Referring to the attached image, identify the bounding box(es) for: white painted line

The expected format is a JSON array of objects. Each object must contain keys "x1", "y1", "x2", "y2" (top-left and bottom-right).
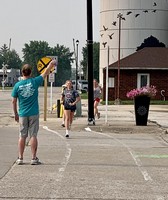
[
  {"x1": 43, "y1": 126, "x2": 72, "y2": 182},
  {"x1": 90, "y1": 130, "x2": 152, "y2": 182},
  {"x1": 85, "y1": 127, "x2": 92, "y2": 131},
  {"x1": 128, "y1": 150, "x2": 152, "y2": 181},
  {"x1": 89, "y1": 130, "x2": 165, "y2": 200}
]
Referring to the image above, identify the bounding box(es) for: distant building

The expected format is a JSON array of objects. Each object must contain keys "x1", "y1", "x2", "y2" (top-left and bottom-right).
[
  {"x1": 0, "y1": 68, "x2": 20, "y2": 87},
  {"x1": 103, "y1": 47, "x2": 168, "y2": 101}
]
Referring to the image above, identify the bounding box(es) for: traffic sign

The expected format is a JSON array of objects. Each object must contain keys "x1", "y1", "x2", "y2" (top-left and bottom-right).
[
  {"x1": 37, "y1": 57, "x2": 55, "y2": 74},
  {"x1": 46, "y1": 56, "x2": 58, "y2": 73},
  {"x1": 49, "y1": 73, "x2": 55, "y2": 82}
]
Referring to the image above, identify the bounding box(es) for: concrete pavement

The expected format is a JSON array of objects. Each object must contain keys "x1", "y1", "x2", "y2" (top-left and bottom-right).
[
  {"x1": 42, "y1": 101, "x2": 168, "y2": 142},
  {"x1": 0, "y1": 100, "x2": 168, "y2": 199}
]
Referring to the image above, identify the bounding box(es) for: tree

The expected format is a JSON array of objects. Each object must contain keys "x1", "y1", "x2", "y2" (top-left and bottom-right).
[
  {"x1": 22, "y1": 41, "x2": 73, "y2": 86},
  {"x1": 0, "y1": 44, "x2": 9, "y2": 55},
  {"x1": 22, "y1": 41, "x2": 51, "y2": 77},
  {"x1": 80, "y1": 42, "x2": 100, "y2": 81},
  {"x1": 136, "y1": 35, "x2": 165, "y2": 51},
  {"x1": 0, "y1": 44, "x2": 22, "y2": 69}
]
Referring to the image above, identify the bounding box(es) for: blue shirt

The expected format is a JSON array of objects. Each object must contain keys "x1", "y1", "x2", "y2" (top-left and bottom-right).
[{"x1": 11, "y1": 76, "x2": 43, "y2": 117}]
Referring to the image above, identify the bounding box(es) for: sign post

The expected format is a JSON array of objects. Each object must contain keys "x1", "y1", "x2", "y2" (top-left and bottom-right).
[
  {"x1": 37, "y1": 57, "x2": 52, "y2": 121},
  {"x1": 44, "y1": 77, "x2": 48, "y2": 121},
  {"x1": 37, "y1": 56, "x2": 57, "y2": 120},
  {"x1": 47, "y1": 56, "x2": 58, "y2": 113},
  {"x1": 49, "y1": 73, "x2": 55, "y2": 113}
]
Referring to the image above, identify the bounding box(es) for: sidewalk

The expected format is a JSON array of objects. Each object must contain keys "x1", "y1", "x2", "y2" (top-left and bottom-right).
[{"x1": 41, "y1": 100, "x2": 168, "y2": 142}]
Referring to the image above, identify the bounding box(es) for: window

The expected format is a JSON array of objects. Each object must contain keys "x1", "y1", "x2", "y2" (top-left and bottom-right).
[
  {"x1": 109, "y1": 77, "x2": 114, "y2": 88},
  {"x1": 137, "y1": 74, "x2": 150, "y2": 88}
]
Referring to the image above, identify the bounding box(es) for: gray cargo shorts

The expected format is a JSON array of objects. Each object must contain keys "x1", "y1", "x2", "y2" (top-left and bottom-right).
[{"x1": 19, "y1": 115, "x2": 39, "y2": 138}]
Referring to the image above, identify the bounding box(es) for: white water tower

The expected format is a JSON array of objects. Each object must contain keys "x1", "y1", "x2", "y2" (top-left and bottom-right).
[{"x1": 99, "y1": 0, "x2": 168, "y2": 85}]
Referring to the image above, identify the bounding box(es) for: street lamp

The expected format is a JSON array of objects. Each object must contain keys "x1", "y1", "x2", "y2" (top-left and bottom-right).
[{"x1": 75, "y1": 40, "x2": 79, "y2": 90}]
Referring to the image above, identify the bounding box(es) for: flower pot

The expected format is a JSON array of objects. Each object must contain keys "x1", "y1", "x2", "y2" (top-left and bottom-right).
[{"x1": 134, "y1": 95, "x2": 150, "y2": 126}]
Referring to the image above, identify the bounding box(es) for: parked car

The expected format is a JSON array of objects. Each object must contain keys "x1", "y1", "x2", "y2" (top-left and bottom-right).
[
  {"x1": 72, "y1": 80, "x2": 88, "y2": 91},
  {"x1": 78, "y1": 80, "x2": 88, "y2": 91}
]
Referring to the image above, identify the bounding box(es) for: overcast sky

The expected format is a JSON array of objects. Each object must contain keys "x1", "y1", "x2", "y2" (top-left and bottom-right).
[{"x1": 0, "y1": 0, "x2": 100, "y2": 62}]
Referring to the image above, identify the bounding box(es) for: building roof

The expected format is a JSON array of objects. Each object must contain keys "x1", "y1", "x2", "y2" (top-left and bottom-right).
[{"x1": 108, "y1": 47, "x2": 168, "y2": 70}]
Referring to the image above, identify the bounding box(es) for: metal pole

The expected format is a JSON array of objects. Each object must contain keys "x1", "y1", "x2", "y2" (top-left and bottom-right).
[
  {"x1": 44, "y1": 77, "x2": 47, "y2": 121},
  {"x1": 105, "y1": 46, "x2": 109, "y2": 124},
  {"x1": 117, "y1": 13, "x2": 122, "y2": 100},
  {"x1": 9, "y1": 38, "x2": 11, "y2": 50},
  {"x1": 76, "y1": 58, "x2": 78, "y2": 90},
  {"x1": 57, "y1": 99, "x2": 61, "y2": 118},
  {"x1": 114, "y1": 13, "x2": 122, "y2": 105},
  {"x1": 73, "y1": 38, "x2": 77, "y2": 87},
  {"x1": 76, "y1": 40, "x2": 79, "y2": 89},
  {"x1": 50, "y1": 82, "x2": 53, "y2": 113},
  {"x1": 87, "y1": 0, "x2": 94, "y2": 124},
  {"x1": 79, "y1": 65, "x2": 82, "y2": 80}
]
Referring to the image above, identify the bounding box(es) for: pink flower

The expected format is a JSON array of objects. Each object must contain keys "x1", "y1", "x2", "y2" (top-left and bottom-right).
[{"x1": 126, "y1": 85, "x2": 157, "y2": 99}]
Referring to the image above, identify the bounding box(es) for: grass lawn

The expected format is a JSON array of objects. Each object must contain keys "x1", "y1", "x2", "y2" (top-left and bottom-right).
[{"x1": 80, "y1": 93, "x2": 168, "y2": 105}]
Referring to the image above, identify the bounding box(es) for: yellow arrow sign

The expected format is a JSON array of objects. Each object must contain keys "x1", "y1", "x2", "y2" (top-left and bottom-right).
[{"x1": 37, "y1": 57, "x2": 55, "y2": 74}]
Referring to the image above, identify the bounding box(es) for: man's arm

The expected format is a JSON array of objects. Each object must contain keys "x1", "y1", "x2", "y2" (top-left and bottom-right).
[
  {"x1": 12, "y1": 97, "x2": 19, "y2": 122},
  {"x1": 41, "y1": 59, "x2": 57, "y2": 79}
]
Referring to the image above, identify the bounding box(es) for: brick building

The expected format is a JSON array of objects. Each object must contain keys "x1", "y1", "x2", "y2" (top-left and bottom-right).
[{"x1": 103, "y1": 48, "x2": 168, "y2": 101}]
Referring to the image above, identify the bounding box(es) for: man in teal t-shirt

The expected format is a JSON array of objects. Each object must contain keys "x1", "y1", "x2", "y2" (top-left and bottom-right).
[
  {"x1": 11, "y1": 59, "x2": 56, "y2": 165},
  {"x1": 12, "y1": 76, "x2": 43, "y2": 117}
]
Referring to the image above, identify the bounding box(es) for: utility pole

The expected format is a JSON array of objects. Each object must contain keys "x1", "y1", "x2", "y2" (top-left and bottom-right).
[
  {"x1": 9, "y1": 38, "x2": 11, "y2": 50},
  {"x1": 76, "y1": 40, "x2": 79, "y2": 90},
  {"x1": 73, "y1": 39, "x2": 79, "y2": 90},
  {"x1": 115, "y1": 13, "x2": 122, "y2": 105},
  {"x1": 87, "y1": 0, "x2": 94, "y2": 124}
]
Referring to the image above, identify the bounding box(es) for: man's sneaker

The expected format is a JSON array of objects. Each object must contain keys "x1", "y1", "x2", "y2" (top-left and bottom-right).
[
  {"x1": 16, "y1": 158, "x2": 23, "y2": 165},
  {"x1": 30, "y1": 157, "x2": 41, "y2": 165}
]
